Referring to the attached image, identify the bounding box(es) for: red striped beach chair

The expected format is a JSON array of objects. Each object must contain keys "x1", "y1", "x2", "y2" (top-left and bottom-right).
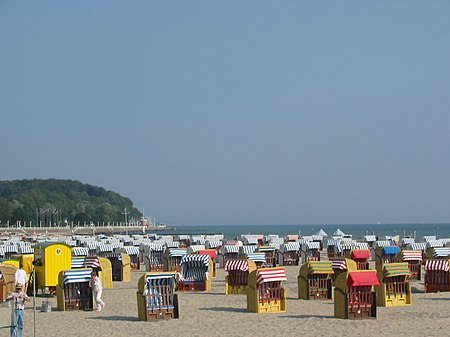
[
  {"x1": 247, "y1": 267, "x2": 287, "y2": 313},
  {"x1": 424, "y1": 259, "x2": 450, "y2": 293}
]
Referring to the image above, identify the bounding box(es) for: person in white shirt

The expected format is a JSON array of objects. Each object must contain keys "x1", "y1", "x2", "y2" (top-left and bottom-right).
[
  {"x1": 14, "y1": 263, "x2": 27, "y2": 293},
  {"x1": 91, "y1": 270, "x2": 105, "y2": 312}
]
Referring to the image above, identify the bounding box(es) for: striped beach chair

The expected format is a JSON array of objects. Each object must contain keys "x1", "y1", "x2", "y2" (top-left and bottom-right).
[
  {"x1": 163, "y1": 248, "x2": 187, "y2": 272},
  {"x1": 177, "y1": 254, "x2": 212, "y2": 291},
  {"x1": 247, "y1": 267, "x2": 287, "y2": 313},
  {"x1": 279, "y1": 242, "x2": 300, "y2": 266},
  {"x1": 56, "y1": 268, "x2": 93, "y2": 311},
  {"x1": 120, "y1": 246, "x2": 141, "y2": 270},
  {"x1": 298, "y1": 261, "x2": 334, "y2": 300},
  {"x1": 137, "y1": 272, "x2": 179, "y2": 320},
  {"x1": 375, "y1": 263, "x2": 411, "y2": 307},
  {"x1": 301, "y1": 241, "x2": 321, "y2": 263},
  {"x1": 225, "y1": 259, "x2": 257, "y2": 295},
  {"x1": 424, "y1": 259, "x2": 450, "y2": 293},
  {"x1": 334, "y1": 270, "x2": 379, "y2": 319},
  {"x1": 398, "y1": 250, "x2": 423, "y2": 280},
  {"x1": 144, "y1": 243, "x2": 164, "y2": 272}
]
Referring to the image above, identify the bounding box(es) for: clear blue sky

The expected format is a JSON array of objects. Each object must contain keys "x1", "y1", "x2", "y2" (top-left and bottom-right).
[{"x1": 1, "y1": 1, "x2": 449, "y2": 226}]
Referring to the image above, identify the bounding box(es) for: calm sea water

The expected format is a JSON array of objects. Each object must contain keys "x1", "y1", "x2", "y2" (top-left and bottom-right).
[{"x1": 151, "y1": 223, "x2": 450, "y2": 241}]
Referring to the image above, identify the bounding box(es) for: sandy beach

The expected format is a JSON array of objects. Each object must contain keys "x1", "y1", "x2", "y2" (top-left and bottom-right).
[{"x1": 1, "y1": 265, "x2": 449, "y2": 337}]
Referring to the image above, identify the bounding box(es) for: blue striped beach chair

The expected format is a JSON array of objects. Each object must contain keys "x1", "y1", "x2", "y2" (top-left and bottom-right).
[
  {"x1": 56, "y1": 268, "x2": 93, "y2": 311},
  {"x1": 177, "y1": 254, "x2": 212, "y2": 291},
  {"x1": 137, "y1": 272, "x2": 179, "y2": 320}
]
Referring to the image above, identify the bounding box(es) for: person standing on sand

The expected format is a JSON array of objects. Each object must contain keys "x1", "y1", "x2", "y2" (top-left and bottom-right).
[
  {"x1": 5, "y1": 283, "x2": 30, "y2": 337},
  {"x1": 91, "y1": 270, "x2": 105, "y2": 312}
]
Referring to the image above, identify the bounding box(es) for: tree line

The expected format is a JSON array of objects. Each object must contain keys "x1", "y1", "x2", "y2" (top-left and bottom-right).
[{"x1": 0, "y1": 179, "x2": 142, "y2": 225}]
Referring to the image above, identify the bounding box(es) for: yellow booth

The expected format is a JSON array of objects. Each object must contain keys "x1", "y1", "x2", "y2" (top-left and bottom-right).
[
  {"x1": 298, "y1": 261, "x2": 334, "y2": 300},
  {"x1": 334, "y1": 270, "x2": 379, "y2": 319},
  {"x1": 83, "y1": 257, "x2": 113, "y2": 289},
  {"x1": 247, "y1": 267, "x2": 287, "y2": 313},
  {"x1": 56, "y1": 268, "x2": 93, "y2": 311},
  {"x1": 34, "y1": 242, "x2": 72, "y2": 291},
  {"x1": 0, "y1": 263, "x2": 17, "y2": 302},
  {"x1": 375, "y1": 262, "x2": 411, "y2": 307},
  {"x1": 225, "y1": 259, "x2": 257, "y2": 295},
  {"x1": 11, "y1": 254, "x2": 34, "y2": 277},
  {"x1": 105, "y1": 253, "x2": 131, "y2": 283},
  {"x1": 176, "y1": 254, "x2": 212, "y2": 291},
  {"x1": 137, "y1": 272, "x2": 179, "y2": 320}
]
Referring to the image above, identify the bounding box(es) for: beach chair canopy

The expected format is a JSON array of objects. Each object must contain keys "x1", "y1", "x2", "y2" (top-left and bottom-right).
[
  {"x1": 19, "y1": 246, "x2": 34, "y2": 254},
  {"x1": 121, "y1": 246, "x2": 140, "y2": 256},
  {"x1": 307, "y1": 261, "x2": 333, "y2": 275},
  {"x1": 383, "y1": 263, "x2": 411, "y2": 278},
  {"x1": 256, "y1": 268, "x2": 287, "y2": 286},
  {"x1": 425, "y1": 260, "x2": 449, "y2": 271},
  {"x1": 350, "y1": 250, "x2": 370, "y2": 260},
  {"x1": 72, "y1": 247, "x2": 89, "y2": 256},
  {"x1": 364, "y1": 235, "x2": 377, "y2": 242},
  {"x1": 63, "y1": 269, "x2": 92, "y2": 284},
  {"x1": 181, "y1": 254, "x2": 209, "y2": 267},
  {"x1": 197, "y1": 250, "x2": 217, "y2": 259},
  {"x1": 409, "y1": 243, "x2": 427, "y2": 251},
  {"x1": 246, "y1": 253, "x2": 266, "y2": 263},
  {"x1": 242, "y1": 245, "x2": 258, "y2": 254},
  {"x1": 426, "y1": 240, "x2": 444, "y2": 249},
  {"x1": 71, "y1": 257, "x2": 86, "y2": 268},
  {"x1": 433, "y1": 247, "x2": 450, "y2": 258},
  {"x1": 347, "y1": 271, "x2": 380, "y2": 287},
  {"x1": 382, "y1": 246, "x2": 400, "y2": 255},
  {"x1": 282, "y1": 242, "x2": 300, "y2": 252},
  {"x1": 331, "y1": 259, "x2": 347, "y2": 270},
  {"x1": 168, "y1": 248, "x2": 187, "y2": 257},
  {"x1": 303, "y1": 242, "x2": 321, "y2": 251},
  {"x1": 223, "y1": 245, "x2": 240, "y2": 254},
  {"x1": 401, "y1": 250, "x2": 423, "y2": 261},
  {"x1": 83, "y1": 257, "x2": 101, "y2": 268},
  {"x1": 225, "y1": 259, "x2": 248, "y2": 272}
]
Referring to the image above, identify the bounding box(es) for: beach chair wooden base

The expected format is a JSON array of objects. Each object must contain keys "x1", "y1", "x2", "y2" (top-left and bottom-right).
[
  {"x1": 306, "y1": 277, "x2": 332, "y2": 300},
  {"x1": 346, "y1": 289, "x2": 376, "y2": 319},
  {"x1": 149, "y1": 265, "x2": 164, "y2": 272},
  {"x1": 226, "y1": 284, "x2": 247, "y2": 295},
  {"x1": 425, "y1": 270, "x2": 450, "y2": 293},
  {"x1": 176, "y1": 281, "x2": 206, "y2": 292}
]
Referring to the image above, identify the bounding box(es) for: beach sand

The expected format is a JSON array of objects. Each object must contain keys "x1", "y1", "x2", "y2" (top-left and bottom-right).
[{"x1": 1, "y1": 265, "x2": 449, "y2": 337}]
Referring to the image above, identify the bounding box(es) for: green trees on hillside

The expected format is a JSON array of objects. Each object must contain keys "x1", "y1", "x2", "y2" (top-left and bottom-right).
[{"x1": 0, "y1": 179, "x2": 142, "y2": 225}]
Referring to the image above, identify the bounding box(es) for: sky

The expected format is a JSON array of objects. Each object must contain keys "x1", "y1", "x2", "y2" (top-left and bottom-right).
[{"x1": 1, "y1": 1, "x2": 450, "y2": 226}]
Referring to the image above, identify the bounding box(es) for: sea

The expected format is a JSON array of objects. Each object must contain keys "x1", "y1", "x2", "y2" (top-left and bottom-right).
[{"x1": 150, "y1": 223, "x2": 450, "y2": 241}]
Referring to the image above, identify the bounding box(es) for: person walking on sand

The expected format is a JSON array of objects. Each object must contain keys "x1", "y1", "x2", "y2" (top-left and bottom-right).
[
  {"x1": 5, "y1": 283, "x2": 30, "y2": 337},
  {"x1": 91, "y1": 270, "x2": 105, "y2": 312}
]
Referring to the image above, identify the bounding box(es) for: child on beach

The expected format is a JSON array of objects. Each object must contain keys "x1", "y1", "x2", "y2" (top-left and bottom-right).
[
  {"x1": 91, "y1": 270, "x2": 105, "y2": 312},
  {"x1": 5, "y1": 283, "x2": 31, "y2": 337}
]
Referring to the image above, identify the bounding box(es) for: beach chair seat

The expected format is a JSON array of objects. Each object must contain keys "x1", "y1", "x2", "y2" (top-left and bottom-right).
[{"x1": 375, "y1": 263, "x2": 411, "y2": 306}]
